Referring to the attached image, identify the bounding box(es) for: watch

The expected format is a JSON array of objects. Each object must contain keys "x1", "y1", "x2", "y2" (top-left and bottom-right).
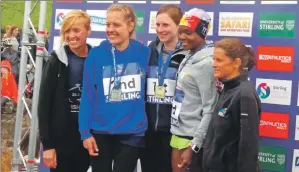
[{"x1": 190, "y1": 143, "x2": 200, "y2": 153}]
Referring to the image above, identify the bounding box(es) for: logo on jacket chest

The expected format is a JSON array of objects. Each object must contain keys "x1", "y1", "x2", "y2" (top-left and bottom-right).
[{"x1": 218, "y1": 108, "x2": 227, "y2": 117}]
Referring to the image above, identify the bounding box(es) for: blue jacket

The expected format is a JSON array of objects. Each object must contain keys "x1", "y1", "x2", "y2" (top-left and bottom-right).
[
  {"x1": 146, "y1": 38, "x2": 187, "y2": 132},
  {"x1": 79, "y1": 39, "x2": 150, "y2": 140}
]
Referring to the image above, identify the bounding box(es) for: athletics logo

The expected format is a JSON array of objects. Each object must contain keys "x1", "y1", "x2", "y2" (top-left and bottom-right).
[
  {"x1": 56, "y1": 12, "x2": 65, "y2": 26},
  {"x1": 257, "y1": 83, "x2": 271, "y2": 99}
]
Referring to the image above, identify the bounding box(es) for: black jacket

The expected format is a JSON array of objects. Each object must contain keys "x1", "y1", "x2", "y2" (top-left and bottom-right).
[
  {"x1": 203, "y1": 74, "x2": 261, "y2": 172},
  {"x1": 146, "y1": 38, "x2": 187, "y2": 132},
  {"x1": 38, "y1": 45, "x2": 90, "y2": 152}
]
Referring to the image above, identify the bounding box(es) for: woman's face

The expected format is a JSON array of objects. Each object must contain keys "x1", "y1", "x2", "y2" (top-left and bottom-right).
[
  {"x1": 178, "y1": 25, "x2": 203, "y2": 50},
  {"x1": 64, "y1": 22, "x2": 90, "y2": 51},
  {"x1": 156, "y1": 13, "x2": 178, "y2": 44},
  {"x1": 106, "y1": 11, "x2": 134, "y2": 47},
  {"x1": 13, "y1": 28, "x2": 19, "y2": 37},
  {"x1": 213, "y1": 48, "x2": 240, "y2": 80}
]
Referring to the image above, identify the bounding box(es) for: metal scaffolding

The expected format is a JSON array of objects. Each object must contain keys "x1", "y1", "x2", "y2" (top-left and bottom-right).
[{"x1": 11, "y1": 1, "x2": 48, "y2": 172}]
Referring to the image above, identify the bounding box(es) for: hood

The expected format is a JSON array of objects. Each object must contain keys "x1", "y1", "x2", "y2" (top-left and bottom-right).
[
  {"x1": 54, "y1": 44, "x2": 93, "y2": 66},
  {"x1": 191, "y1": 40, "x2": 214, "y2": 64},
  {"x1": 1, "y1": 60, "x2": 12, "y2": 73}
]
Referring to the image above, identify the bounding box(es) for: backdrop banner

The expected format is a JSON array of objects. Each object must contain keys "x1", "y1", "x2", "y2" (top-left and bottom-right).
[{"x1": 41, "y1": 0, "x2": 298, "y2": 171}]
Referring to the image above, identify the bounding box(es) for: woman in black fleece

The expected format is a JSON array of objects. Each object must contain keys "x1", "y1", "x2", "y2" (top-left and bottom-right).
[{"x1": 203, "y1": 38, "x2": 261, "y2": 172}]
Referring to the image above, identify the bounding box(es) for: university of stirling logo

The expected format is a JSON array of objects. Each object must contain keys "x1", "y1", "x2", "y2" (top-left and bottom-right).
[
  {"x1": 137, "y1": 16, "x2": 144, "y2": 28},
  {"x1": 276, "y1": 154, "x2": 286, "y2": 165},
  {"x1": 285, "y1": 20, "x2": 295, "y2": 31}
]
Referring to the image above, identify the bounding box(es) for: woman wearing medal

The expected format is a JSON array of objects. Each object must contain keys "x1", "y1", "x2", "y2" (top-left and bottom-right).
[
  {"x1": 170, "y1": 8, "x2": 218, "y2": 172},
  {"x1": 78, "y1": 4, "x2": 150, "y2": 172},
  {"x1": 140, "y1": 5, "x2": 187, "y2": 172}
]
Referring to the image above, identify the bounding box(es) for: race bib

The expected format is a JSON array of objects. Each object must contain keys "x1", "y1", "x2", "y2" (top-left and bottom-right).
[
  {"x1": 146, "y1": 78, "x2": 176, "y2": 97},
  {"x1": 171, "y1": 100, "x2": 182, "y2": 127}
]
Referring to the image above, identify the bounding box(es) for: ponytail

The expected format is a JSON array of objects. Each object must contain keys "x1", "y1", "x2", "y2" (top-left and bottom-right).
[{"x1": 244, "y1": 47, "x2": 256, "y2": 72}]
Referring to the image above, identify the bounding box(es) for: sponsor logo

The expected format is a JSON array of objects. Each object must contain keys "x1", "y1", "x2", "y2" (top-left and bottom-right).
[
  {"x1": 259, "y1": 112, "x2": 289, "y2": 139},
  {"x1": 185, "y1": 0, "x2": 214, "y2": 4},
  {"x1": 148, "y1": 11, "x2": 157, "y2": 33},
  {"x1": 257, "y1": 46, "x2": 294, "y2": 72},
  {"x1": 218, "y1": 12, "x2": 254, "y2": 37},
  {"x1": 259, "y1": 145, "x2": 286, "y2": 172},
  {"x1": 207, "y1": 12, "x2": 214, "y2": 36},
  {"x1": 257, "y1": 83, "x2": 270, "y2": 99},
  {"x1": 135, "y1": 11, "x2": 145, "y2": 33},
  {"x1": 55, "y1": 9, "x2": 77, "y2": 30},
  {"x1": 256, "y1": 78, "x2": 292, "y2": 105},
  {"x1": 259, "y1": 13, "x2": 296, "y2": 38},
  {"x1": 86, "y1": 10, "x2": 107, "y2": 31},
  {"x1": 218, "y1": 108, "x2": 227, "y2": 117}
]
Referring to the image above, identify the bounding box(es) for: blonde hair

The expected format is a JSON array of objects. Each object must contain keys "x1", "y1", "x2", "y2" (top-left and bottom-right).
[
  {"x1": 60, "y1": 10, "x2": 91, "y2": 44},
  {"x1": 107, "y1": 4, "x2": 136, "y2": 37}
]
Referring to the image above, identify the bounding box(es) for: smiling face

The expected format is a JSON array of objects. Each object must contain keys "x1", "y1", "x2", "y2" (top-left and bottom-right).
[
  {"x1": 156, "y1": 13, "x2": 178, "y2": 44},
  {"x1": 178, "y1": 25, "x2": 204, "y2": 51},
  {"x1": 63, "y1": 21, "x2": 90, "y2": 51},
  {"x1": 106, "y1": 10, "x2": 134, "y2": 48}
]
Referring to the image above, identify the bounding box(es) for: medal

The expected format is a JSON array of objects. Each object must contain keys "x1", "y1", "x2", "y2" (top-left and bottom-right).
[
  {"x1": 155, "y1": 86, "x2": 166, "y2": 98},
  {"x1": 110, "y1": 88, "x2": 122, "y2": 102}
]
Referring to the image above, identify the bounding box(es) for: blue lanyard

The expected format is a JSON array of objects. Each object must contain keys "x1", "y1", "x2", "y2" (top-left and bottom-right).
[
  {"x1": 157, "y1": 42, "x2": 181, "y2": 86},
  {"x1": 111, "y1": 46, "x2": 127, "y2": 89}
]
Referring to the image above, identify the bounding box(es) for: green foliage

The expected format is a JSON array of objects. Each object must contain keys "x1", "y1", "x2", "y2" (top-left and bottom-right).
[{"x1": 1, "y1": 1, "x2": 53, "y2": 32}]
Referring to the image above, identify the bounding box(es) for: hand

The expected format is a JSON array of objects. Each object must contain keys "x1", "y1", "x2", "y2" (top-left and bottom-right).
[
  {"x1": 178, "y1": 146, "x2": 193, "y2": 169},
  {"x1": 83, "y1": 136, "x2": 99, "y2": 156},
  {"x1": 43, "y1": 149, "x2": 57, "y2": 169}
]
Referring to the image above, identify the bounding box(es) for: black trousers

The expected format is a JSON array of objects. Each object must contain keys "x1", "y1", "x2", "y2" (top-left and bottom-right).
[
  {"x1": 50, "y1": 144, "x2": 90, "y2": 172},
  {"x1": 139, "y1": 131, "x2": 172, "y2": 172},
  {"x1": 91, "y1": 134, "x2": 139, "y2": 172}
]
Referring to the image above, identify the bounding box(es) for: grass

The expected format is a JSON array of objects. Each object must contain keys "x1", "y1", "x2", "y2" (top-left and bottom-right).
[{"x1": 1, "y1": 1, "x2": 53, "y2": 32}]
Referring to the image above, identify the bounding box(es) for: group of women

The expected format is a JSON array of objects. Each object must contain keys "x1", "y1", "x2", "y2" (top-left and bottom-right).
[{"x1": 38, "y1": 3, "x2": 261, "y2": 172}]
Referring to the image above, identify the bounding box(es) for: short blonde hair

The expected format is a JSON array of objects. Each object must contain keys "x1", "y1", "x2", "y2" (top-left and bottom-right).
[
  {"x1": 60, "y1": 10, "x2": 91, "y2": 44},
  {"x1": 107, "y1": 4, "x2": 136, "y2": 36}
]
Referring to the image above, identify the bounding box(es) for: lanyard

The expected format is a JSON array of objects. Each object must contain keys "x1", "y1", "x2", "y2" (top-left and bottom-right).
[
  {"x1": 111, "y1": 46, "x2": 127, "y2": 89},
  {"x1": 157, "y1": 42, "x2": 181, "y2": 86}
]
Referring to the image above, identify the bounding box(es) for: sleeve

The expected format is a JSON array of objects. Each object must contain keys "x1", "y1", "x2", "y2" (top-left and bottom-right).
[
  {"x1": 11, "y1": 77, "x2": 18, "y2": 103},
  {"x1": 79, "y1": 49, "x2": 97, "y2": 140},
  {"x1": 190, "y1": 58, "x2": 218, "y2": 149},
  {"x1": 37, "y1": 56, "x2": 58, "y2": 150},
  {"x1": 237, "y1": 93, "x2": 260, "y2": 172}
]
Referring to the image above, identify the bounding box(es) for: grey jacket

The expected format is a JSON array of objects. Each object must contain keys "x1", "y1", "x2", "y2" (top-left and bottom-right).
[{"x1": 170, "y1": 42, "x2": 219, "y2": 149}]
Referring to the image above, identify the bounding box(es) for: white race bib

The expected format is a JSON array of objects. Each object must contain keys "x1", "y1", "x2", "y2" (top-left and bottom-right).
[
  {"x1": 146, "y1": 78, "x2": 176, "y2": 97},
  {"x1": 171, "y1": 100, "x2": 182, "y2": 126}
]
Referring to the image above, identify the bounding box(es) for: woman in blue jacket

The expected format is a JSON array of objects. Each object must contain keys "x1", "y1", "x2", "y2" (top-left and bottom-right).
[
  {"x1": 140, "y1": 5, "x2": 187, "y2": 172},
  {"x1": 78, "y1": 4, "x2": 150, "y2": 172}
]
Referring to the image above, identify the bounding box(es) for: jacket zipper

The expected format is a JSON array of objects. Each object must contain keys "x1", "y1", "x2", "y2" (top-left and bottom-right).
[
  {"x1": 155, "y1": 104, "x2": 160, "y2": 131},
  {"x1": 153, "y1": 48, "x2": 183, "y2": 132}
]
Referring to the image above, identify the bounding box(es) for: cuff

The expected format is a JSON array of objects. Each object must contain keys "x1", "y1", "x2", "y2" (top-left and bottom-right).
[
  {"x1": 80, "y1": 130, "x2": 92, "y2": 140},
  {"x1": 41, "y1": 140, "x2": 54, "y2": 151},
  {"x1": 190, "y1": 137, "x2": 203, "y2": 149}
]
